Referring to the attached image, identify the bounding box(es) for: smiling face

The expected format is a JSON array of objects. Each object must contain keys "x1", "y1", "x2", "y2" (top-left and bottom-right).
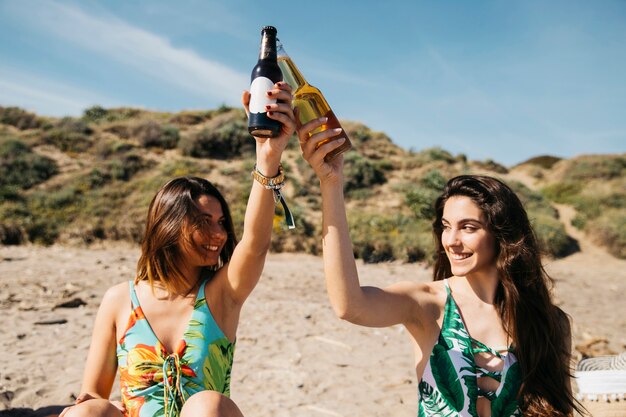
[
  {"x1": 178, "y1": 194, "x2": 228, "y2": 270},
  {"x1": 441, "y1": 196, "x2": 498, "y2": 279}
]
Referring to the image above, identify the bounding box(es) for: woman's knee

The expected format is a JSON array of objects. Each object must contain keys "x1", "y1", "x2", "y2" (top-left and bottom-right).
[
  {"x1": 62, "y1": 399, "x2": 123, "y2": 417},
  {"x1": 181, "y1": 391, "x2": 244, "y2": 417}
]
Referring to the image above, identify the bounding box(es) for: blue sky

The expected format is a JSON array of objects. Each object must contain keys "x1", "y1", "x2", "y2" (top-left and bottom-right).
[{"x1": 1, "y1": 0, "x2": 624, "y2": 166}]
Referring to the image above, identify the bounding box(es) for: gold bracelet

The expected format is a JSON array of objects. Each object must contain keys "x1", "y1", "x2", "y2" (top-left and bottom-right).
[
  {"x1": 250, "y1": 163, "x2": 295, "y2": 229},
  {"x1": 251, "y1": 164, "x2": 285, "y2": 189}
]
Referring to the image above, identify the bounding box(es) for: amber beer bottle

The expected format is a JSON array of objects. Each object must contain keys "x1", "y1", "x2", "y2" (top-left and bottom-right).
[
  {"x1": 277, "y1": 41, "x2": 352, "y2": 161},
  {"x1": 248, "y1": 26, "x2": 283, "y2": 138}
]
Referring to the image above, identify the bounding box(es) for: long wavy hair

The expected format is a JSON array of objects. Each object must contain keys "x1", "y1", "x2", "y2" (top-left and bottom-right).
[
  {"x1": 136, "y1": 177, "x2": 238, "y2": 295},
  {"x1": 432, "y1": 175, "x2": 582, "y2": 416}
]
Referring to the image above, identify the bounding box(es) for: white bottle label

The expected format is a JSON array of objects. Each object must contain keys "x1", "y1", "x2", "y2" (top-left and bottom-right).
[{"x1": 249, "y1": 77, "x2": 276, "y2": 114}]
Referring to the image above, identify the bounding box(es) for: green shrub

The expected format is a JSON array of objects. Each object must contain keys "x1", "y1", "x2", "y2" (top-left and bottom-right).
[
  {"x1": 586, "y1": 209, "x2": 626, "y2": 259},
  {"x1": 83, "y1": 106, "x2": 109, "y2": 123},
  {"x1": 475, "y1": 159, "x2": 508, "y2": 174},
  {"x1": 169, "y1": 111, "x2": 215, "y2": 126},
  {"x1": 14, "y1": 186, "x2": 85, "y2": 244},
  {"x1": 0, "y1": 223, "x2": 24, "y2": 245},
  {"x1": 103, "y1": 124, "x2": 132, "y2": 139},
  {"x1": 25, "y1": 220, "x2": 60, "y2": 245},
  {"x1": 42, "y1": 117, "x2": 93, "y2": 152},
  {"x1": 94, "y1": 139, "x2": 136, "y2": 159},
  {"x1": 88, "y1": 107, "x2": 142, "y2": 123},
  {"x1": 179, "y1": 119, "x2": 253, "y2": 159},
  {"x1": 105, "y1": 153, "x2": 148, "y2": 181},
  {"x1": 58, "y1": 117, "x2": 93, "y2": 135},
  {"x1": 269, "y1": 200, "x2": 317, "y2": 252},
  {"x1": 406, "y1": 187, "x2": 440, "y2": 220},
  {"x1": 348, "y1": 125, "x2": 373, "y2": 145},
  {"x1": 570, "y1": 193, "x2": 625, "y2": 229},
  {"x1": 43, "y1": 129, "x2": 91, "y2": 152},
  {"x1": 82, "y1": 106, "x2": 142, "y2": 124},
  {"x1": 348, "y1": 212, "x2": 431, "y2": 263},
  {"x1": 134, "y1": 121, "x2": 179, "y2": 149},
  {"x1": 160, "y1": 159, "x2": 202, "y2": 177},
  {"x1": 358, "y1": 242, "x2": 395, "y2": 263},
  {"x1": 160, "y1": 125, "x2": 181, "y2": 148},
  {"x1": 0, "y1": 138, "x2": 58, "y2": 189},
  {"x1": 510, "y1": 181, "x2": 558, "y2": 219},
  {"x1": 518, "y1": 155, "x2": 562, "y2": 169},
  {"x1": 423, "y1": 147, "x2": 456, "y2": 163},
  {"x1": 346, "y1": 188, "x2": 373, "y2": 200},
  {"x1": 343, "y1": 153, "x2": 387, "y2": 193},
  {"x1": 405, "y1": 170, "x2": 447, "y2": 220},
  {"x1": 565, "y1": 156, "x2": 625, "y2": 181},
  {"x1": 422, "y1": 169, "x2": 447, "y2": 191},
  {"x1": 541, "y1": 182, "x2": 582, "y2": 204},
  {"x1": 0, "y1": 185, "x2": 21, "y2": 201},
  {"x1": 531, "y1": 215, "x2": 578, "y2": 258},
  {"x1": 0, "y1": 106, "x2": 42, "y2": 130}
]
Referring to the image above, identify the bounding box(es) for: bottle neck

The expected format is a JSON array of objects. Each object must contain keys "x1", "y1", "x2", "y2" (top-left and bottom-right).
[
  {"x1": 259, "y1": 32, "x2": 278, "y2": 60},
  {"x1": 277, "y1": 44, "x2": 307, "y2": 89},
  {"x1": 282, "y1": 58, "x2": 307, "y2": 88}
]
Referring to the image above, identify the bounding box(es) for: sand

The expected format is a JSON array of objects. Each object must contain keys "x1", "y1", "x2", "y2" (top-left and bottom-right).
[{"x1": 0, "y1": 238, "x2": 624, "y2": 416}]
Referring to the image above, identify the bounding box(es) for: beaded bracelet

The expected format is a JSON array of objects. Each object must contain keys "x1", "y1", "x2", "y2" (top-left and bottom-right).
[
  {"x1": 251, "y1": 163, "x2": 295, "y2": 229},
  {"x1": 251, "y1": 164, "x2": 285, "y2": 189}
]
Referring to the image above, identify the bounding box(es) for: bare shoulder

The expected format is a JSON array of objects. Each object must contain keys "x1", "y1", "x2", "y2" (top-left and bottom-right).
[
  {"x1": 388, "y1": 280, "x2": 447, "y2": 313},
  {"x1": 404, "y1": 280, "x2": 447, "y2": 304},
  {"x1": 99, "y1": 281, "x2": 130, "y2": 311}
]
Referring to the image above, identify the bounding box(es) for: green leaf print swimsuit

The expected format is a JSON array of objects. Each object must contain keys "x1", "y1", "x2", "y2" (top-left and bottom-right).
[
  {"x1": 116, "y1": 279, "x2": 235, "y2": 417},
  {"x1": 418, "y1": 279, "x2": 522, "y2": 417}
]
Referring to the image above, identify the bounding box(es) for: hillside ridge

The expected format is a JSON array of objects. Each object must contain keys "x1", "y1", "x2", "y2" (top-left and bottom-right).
[{"x1": 1, "y1": 105, "x2": 624, "y2": 261}]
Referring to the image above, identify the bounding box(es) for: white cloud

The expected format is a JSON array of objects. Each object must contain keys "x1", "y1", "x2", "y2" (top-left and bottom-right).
[
  {"x1": 7, "y1": 1, "x2": 248, "y2": 105},
  {"x1": 0, "y1": 68, "x2": 123, "y2": 117}
]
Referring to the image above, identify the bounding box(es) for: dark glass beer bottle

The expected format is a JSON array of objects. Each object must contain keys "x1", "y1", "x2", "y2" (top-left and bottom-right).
[
  {"x1": 248, "y1": 26, "x2": 283, "y2": 138},
  {"x1": 277, "y1": 41, "x2": 352, "y2": 161}
]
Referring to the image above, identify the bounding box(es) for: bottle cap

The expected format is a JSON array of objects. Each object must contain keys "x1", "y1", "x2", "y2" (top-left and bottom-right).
[{"x1": 262, "y1": 26, "x2": 277, "y2": 34}]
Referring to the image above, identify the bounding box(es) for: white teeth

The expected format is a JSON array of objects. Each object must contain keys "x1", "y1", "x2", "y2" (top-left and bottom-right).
[
  {"x1": 202, "y1": 244, "x2": 219, "y2": 251},
  {"x1": 450, "y1": 253, "x2": 471, "y2": 260}
]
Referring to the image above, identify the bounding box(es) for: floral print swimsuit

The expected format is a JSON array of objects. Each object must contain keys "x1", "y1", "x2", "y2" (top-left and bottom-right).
[
  {"x1": 116, "y1": 279, "x2": 235, "y2": 417},
  {"x1": 418, "y1": 279, "x2": 522, "y2": 417}
]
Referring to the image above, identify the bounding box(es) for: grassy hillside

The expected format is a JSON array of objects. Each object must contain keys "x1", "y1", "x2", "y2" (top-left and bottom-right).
[
  {"x1": 512, "y1": 153, "x2": 625, "y2": 259},
  {"x1": 1, "y1": 105, "x2": 623, "y2": 262}
]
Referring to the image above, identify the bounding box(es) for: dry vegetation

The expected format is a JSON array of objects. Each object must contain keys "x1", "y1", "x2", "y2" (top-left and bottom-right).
[{"x1": 1, "y1": 105, "x2": 624, "y2": 262}]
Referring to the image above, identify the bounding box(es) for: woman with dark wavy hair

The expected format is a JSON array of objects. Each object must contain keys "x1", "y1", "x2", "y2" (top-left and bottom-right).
[
  {"x1": 60, "y1": 82, "x2": 295, "y2": 417},
  {"x1": 299, "y1": 116, "x2": 583, "y2": 417}
]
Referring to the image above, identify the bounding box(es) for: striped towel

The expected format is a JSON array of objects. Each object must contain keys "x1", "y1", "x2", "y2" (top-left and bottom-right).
[{"x1": 575, "y1": 352, "x2": 626, "y2": 402}]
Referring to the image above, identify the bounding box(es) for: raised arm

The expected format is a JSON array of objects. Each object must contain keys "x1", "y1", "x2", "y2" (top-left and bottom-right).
[
  {"x1": 221, "y1": 82, "x2": 295, "y2": 305},
  {"x1": 299, "y1": 118, "x2": 422, "y2": 328}
]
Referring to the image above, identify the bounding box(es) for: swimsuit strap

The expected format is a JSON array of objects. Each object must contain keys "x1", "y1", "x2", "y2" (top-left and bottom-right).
[
  {"x1": 129, "y1": 279, "x2": 207, "y2": 308},
  {"x1": 443, "y1": 278, "x2": 451, "y2": 295},
  {"x1": 195, "y1": 279, "x2": 208, "y2": 303},
  {"x1": 129, "y1": 280, "x2": 140, "y2": 308},
  {"x1": 471, "y1": 338, "x2": 507, "y2": 359},
  {"x1": 476, "y1": 368, "x2": 503, "y2": 381}
]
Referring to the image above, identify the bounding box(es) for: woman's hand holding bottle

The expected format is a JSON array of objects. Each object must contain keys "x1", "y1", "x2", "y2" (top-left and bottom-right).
[
  {"x1": 298, "y1": 115, "x2": 346, "y2": 186},
  {"x1": 242, "y1": 81, "x2": 295, "y2": 170}
]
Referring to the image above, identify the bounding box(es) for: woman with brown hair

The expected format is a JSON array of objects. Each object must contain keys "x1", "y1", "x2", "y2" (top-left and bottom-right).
[
  {"x1": 59, "y1": 82, "x2": 295, "y2": 417},
  {"x1": 298, "y1": 117, "x2": 584, "y2": 417}
]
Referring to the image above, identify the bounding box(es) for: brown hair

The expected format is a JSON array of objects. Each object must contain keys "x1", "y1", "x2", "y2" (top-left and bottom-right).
[
  {"x1": 136, "y1": 176, "x2": 238, "y2": 295},
  {"x1": 432, "y1": 175, "x2": 582, "y2": 416}
]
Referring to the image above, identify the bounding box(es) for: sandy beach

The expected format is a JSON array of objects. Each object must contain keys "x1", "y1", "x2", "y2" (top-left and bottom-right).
[{"x1": 1, "y1": 239, "x2": 624, "y2": 416}]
